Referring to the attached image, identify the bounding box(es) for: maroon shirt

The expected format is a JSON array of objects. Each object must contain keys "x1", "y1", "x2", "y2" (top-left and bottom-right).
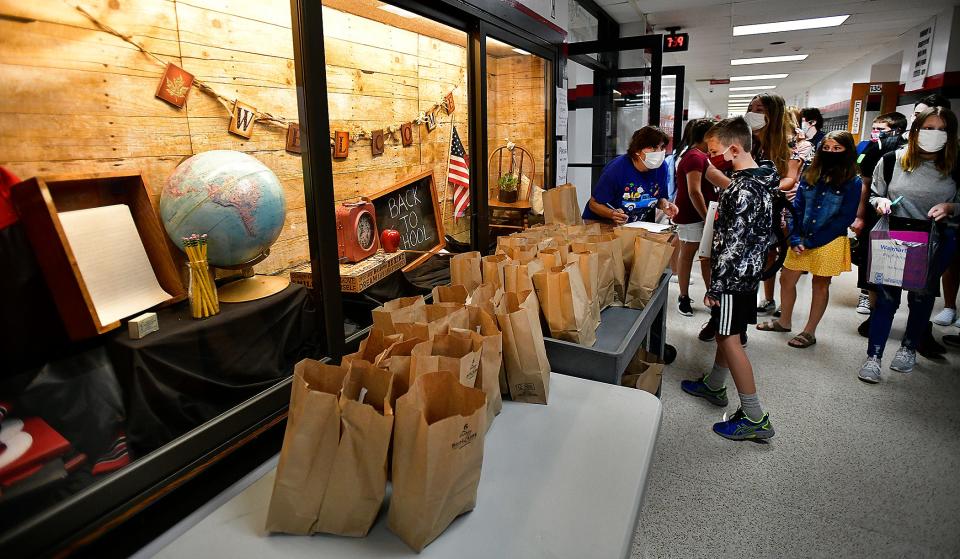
[{"x1": 673, "y1": 149, "x2": 719, "y2": 224}]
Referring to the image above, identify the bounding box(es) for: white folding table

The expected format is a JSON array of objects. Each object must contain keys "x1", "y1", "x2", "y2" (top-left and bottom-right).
[{"x1": 140, "y1": 374, "x2": 662, "y2": 559}]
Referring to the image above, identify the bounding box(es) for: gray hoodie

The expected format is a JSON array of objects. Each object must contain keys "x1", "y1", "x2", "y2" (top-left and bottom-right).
[{"x1": 870, "y1": 148, "x2": 959, "y2": 221}]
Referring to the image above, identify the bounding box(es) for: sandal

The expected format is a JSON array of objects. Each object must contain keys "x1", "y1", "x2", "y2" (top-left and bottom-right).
[
  {"x1": 788, "y1": 332, "x2": 817, "y2": 348},
  {"x1": 757, "y1": 320, "x2": 791, "y2": 332}
]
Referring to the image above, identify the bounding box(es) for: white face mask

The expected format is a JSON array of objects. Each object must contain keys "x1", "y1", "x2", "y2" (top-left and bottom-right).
[
  {"x1": 642, "y1": 150, "x2": 666, "y2": 169},
  {"x1": 917, "y1": 129, "x2": 948, "y2": 153},
  {"x1": 744, "y1": 111, "x2": 767, "y2": 131},
  {"x1": 802, "y1": 120, "x2": 816, "y2": 137}
]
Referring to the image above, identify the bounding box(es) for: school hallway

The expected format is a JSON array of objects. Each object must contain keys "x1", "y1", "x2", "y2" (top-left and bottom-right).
[{"x1": 633, "y1": 268, "x2": 960, "y2": 558}]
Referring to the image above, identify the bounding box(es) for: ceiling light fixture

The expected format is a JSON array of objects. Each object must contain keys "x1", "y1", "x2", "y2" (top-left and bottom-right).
[
  {"x1": 729, "y1": 85, "x2": 777, "y2": 91},
  {"x1": 731, "y1": 54, "x2": 807, "y2": 66},
  {"x1": 729, "y1": 93, "x2": 759, "y2": 98},
  {"x1": 378, "y1": 4, "x2": 417, "y2": 18},
  {"x1": 730, "y1": 73, "x2": 789, "y2": 81},
  {"x1": 733, "y1": 15, "x2": 849, "y2": 36},
  {"x1": 512, "y1": 48, "x2": 531, "y2": 55}
]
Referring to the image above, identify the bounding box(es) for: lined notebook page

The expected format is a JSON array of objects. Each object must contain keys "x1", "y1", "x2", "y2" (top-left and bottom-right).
[{"x1": 58, "y1": 205, "x2": 172, "y2": 325}]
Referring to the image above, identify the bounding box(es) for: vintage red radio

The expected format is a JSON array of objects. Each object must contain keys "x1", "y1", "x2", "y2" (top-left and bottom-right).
[{"x1": 335, "y1": 200, "x2": 379, "y2": 263}]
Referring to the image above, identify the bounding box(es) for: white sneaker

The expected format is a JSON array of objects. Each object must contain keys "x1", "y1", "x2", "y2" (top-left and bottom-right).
[
  {"x1": 932, "y1": 308, "x2": 957, "y2": 326},
  {"x1": 856, "y1": 293, "x2": 871, "y2": 315},
  {"x1": 954, "y1": 315, "x2": 960, "y2": 329}
]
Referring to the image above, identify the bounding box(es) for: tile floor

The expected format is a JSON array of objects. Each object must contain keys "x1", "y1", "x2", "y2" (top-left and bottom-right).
[{"x1": 631, "y1": 268, "x2": 960, "y2": 558}]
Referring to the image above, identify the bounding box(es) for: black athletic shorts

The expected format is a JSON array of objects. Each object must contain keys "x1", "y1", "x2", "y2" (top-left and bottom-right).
[{"x1": 709, "y1": 289, "x2": 758, "y2": 336}]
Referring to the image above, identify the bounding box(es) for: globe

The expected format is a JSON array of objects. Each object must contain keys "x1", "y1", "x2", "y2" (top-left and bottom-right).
[{"x1": 160, "y1": 150, "x2": 286, "y2": 267}]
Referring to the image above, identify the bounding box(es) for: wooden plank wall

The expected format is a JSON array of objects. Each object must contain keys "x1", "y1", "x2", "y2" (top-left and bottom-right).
[
  {"x1": 487, "y1": 54, "x2": 547, "y2": 197},
  {"x1": 323, "y1": 7, "x2": 470, "y2": 240},
  {"x1": 0, "y1": 1, "x2": 471, "y2": 273}
]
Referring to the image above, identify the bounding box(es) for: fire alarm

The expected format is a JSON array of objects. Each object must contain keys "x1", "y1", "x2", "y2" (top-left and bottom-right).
[{"x1": 336, "y1": 201, "x2": 379, "y2": 263}]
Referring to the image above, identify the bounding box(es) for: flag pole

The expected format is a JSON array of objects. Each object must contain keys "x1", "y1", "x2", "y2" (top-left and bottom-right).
[{"x1": 441, "y1": 110, "x2": 455, "y2": 222}]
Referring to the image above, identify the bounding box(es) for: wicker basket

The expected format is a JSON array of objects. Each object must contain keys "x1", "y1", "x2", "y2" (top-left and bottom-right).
[{"x1": 289, "y1": 250, "x2": 406, "y2": 293}]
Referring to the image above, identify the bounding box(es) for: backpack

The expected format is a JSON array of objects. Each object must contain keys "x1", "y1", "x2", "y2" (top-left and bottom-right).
[{"x1": 760, "y1": 187, "x2": 790, "y2": 280}]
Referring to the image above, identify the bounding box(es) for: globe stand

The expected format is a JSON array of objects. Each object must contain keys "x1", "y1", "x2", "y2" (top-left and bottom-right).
[{"x1": 216, "y1": 252, "x2": 290, "y2": 303}]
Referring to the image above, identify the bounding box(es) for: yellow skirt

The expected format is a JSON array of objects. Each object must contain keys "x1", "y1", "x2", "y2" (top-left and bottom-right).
[{"x1": 783, "y1": 235, "x2": 852, "y2": 277}]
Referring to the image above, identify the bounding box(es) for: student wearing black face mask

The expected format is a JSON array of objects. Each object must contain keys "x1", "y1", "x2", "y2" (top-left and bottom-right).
[{"x1": 756, "y1": 132, "x2": 861, "y2": 348}]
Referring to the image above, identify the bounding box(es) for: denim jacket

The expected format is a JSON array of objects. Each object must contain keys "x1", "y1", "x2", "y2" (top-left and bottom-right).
[{"x1": 790, "y1": 175, "x2": 861, "y2": 249}]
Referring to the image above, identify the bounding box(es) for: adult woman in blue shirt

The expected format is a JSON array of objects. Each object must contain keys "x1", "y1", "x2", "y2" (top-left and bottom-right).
[
  {"x1": 757, "y1": 131, "x2": 861, "y2": 348},
  {"x1": 582, "y1": 126, "x2": 679, "y2": 224}
]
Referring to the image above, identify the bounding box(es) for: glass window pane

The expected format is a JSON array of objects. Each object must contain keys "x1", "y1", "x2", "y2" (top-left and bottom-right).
[
  {"x1": 321, "y1": 1, "x2": 471, "y2": 324},
  {"x1": 486, "y1": 36, "x2": 548, "y2": 237}
]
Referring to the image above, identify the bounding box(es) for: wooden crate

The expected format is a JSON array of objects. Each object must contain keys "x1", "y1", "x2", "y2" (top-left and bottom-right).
[
  {"x1": 11, "y1": 172, "x2": 186, "y2": 340},
  {"x1": 289, "y1": 250, "x2": 406, "y2": 293}
]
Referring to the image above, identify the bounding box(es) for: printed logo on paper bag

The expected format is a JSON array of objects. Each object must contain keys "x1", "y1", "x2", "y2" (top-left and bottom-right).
[
  {"x1": 514, "y1": 382, "x2": 538, "y2": 397},
  {"x1": 452, "y1": 424, "x2": 477, "y2": 450}
]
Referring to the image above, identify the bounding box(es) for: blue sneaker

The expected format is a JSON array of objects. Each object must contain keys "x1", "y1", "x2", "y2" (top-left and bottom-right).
[
  {"x1": 712, "y1": 408, "x2": 775, "y2": 441},
  {"x1": 681, "y1": 378, "x2": 728, "y2": 407}
]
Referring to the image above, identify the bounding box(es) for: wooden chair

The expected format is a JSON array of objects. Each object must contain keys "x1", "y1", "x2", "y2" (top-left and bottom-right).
[{"x1": 488, "y1": 145, "x2": 535, "y2": 234}]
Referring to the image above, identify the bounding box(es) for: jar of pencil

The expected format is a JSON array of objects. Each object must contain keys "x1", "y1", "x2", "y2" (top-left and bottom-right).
[{"x1": 182, "y1": 234, "x2": 220, "y2": 319}]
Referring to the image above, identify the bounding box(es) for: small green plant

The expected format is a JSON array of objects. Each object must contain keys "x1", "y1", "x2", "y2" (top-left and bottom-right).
[{"x1": 498, "y1": 173, "x2": 519, "y2": 192}]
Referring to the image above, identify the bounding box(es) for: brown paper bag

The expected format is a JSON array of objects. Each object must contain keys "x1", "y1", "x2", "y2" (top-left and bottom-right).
[
  {"x1": 409, "y1": 333, "x2": 483, "y2": 389},
  {"x1": 388, "y1": 372, "x2": 487, "y2": 552},
  {"x1": 450, "y1": 251, "x2": 482, "y2": 292},
  {"x1": 626, "y1": 234, "x2": 674, "y2": 309},
  {"x1": 342, "y1": 330, "x2": 403, "y2": 368},
  {"x1": 568, "y1": 250, "x2": 601, "y2": 327},
  {"x1": 378, "y1": 337, "x2": 426, "y2": 407},
  {"x1": 537, "y1": 246, "x2": 569, "y2": 269},
  {"x1": 532, "y1": 263, "x2": 598, "y2": 346},
  {"x1": 613, "y1": 227, "x2": 644, "y2": 273},
  {"x1": 372, "y1": 296, "x2": 425, "y2": 336},
  {"x1": 496, "y1": 290, "x2": 551, "y2": 404},
  {"x1": 499, "y1": 244, "x2": 538, "y2": 264},
  {"x1": 312, "y1": 360, "x2": 395, "y2": 536},
  {"x1": 620, "y1": 348, "x2": 664, "y2": 394},
  {"x1": 266, "y1": 359, "x2": 346, "y2": 535},
  {"x1": 567, "y1": 223, "x2": 601, "y2": 237},
  {"x1": 455, "y1": 306, "x2": 503, "y2": 426},
  {"x1": 503, "y1": 259, "x2": 545, "y2": 295},
  {"x1": 571, "y1": 235, "x2": 625, "y2": 308},
  {"x1": 543, "y1": 183, "x2": 583, "y2": 226},
  {"x1": 481, "y1": 253, "x2": 510, "y2": 289},
  {"x1": 395, "y1": 303, "x2": 469, "y2": 340},
  {"x1": 468, "y1": 282, "x2": 504, "y2": 318},
  {"x1": 432, "y1": 284, "x2": 469, "y2": 304}
]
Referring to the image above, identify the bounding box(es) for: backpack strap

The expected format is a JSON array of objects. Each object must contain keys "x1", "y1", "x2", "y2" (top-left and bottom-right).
[{"x1": 882, "y1": 150, "x2": 896, "y2": 188}]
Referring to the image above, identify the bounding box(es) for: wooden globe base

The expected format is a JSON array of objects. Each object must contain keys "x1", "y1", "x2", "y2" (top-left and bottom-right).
[{"x1": 217, "y1": 275, "x2": 289, "y2": 303}]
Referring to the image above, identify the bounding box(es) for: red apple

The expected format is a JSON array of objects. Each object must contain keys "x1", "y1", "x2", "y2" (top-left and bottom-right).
[{"x1": 380, "y1": 229, "x2": 401, "y2": 253}]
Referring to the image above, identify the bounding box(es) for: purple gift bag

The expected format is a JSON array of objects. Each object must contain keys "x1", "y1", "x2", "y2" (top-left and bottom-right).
[{"x1": 868, "y1": 216, "x2": 930, "y2": 291}]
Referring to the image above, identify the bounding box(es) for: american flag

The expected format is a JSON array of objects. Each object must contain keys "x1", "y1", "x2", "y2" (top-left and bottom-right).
[{"x1": 449, "y1": 126, "x2": 470, "y2": 219}]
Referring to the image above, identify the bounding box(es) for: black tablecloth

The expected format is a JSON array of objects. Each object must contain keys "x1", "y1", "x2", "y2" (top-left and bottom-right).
[{"x1": 108, "y1": 284, "x2": 320, "y2": 454}]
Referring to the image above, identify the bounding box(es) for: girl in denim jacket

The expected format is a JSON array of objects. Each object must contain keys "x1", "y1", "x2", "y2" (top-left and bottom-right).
[{"x1": 757, "y1": 131, "x2": 861, "y2": 348}]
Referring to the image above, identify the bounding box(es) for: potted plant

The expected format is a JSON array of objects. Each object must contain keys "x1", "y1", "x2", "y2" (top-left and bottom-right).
[{"x1": 497, "y1": 173, "x2": 519, "y2": 203}]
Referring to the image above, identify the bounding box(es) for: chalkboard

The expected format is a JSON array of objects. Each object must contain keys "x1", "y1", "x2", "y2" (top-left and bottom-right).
[{"x1": 369, "y1": 170, "x2": 445, "y2": 271}]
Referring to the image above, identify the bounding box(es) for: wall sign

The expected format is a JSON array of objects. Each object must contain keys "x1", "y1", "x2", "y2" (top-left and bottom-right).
[
  {"x1": 906, "y1": 18, "x2": 936, "y2": 91},
  {"x1": 869, "y1": 84, "x2": 882, "y2": 94},
  {"x1": 371, "y1": 129, "x2": 385, "y2": 156},
  {"x1": 401, "y1": 123, "x2": 414, "y2": 146},
  {"x1": 334, "y1": 131, "x2": 349, "y2": 158},
  {"x1": 369, "y1": 171, "x2": 445, "y2": 271},
  {"x1": 556, "y1": 140, "x2": 568, "y2": 185},
  {"x1": 851, "y1": 100, "x2": 863, "y2": 135},
  {"x1": 556, "y1": 83, "x2": 568, "y2": 135}
]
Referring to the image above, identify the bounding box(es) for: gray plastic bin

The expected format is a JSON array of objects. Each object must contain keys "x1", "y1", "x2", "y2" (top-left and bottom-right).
[{"x1": 543, "y1": 272, "x2": 669, "y2": 384}]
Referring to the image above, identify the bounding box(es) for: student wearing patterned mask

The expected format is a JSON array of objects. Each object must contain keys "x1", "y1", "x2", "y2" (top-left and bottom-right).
[
  {"x1": 858, "y1": 106, "x2": 960, "y2": 384},
  {"x1": 745, "y1": 93, "x2": 804, "y2": 317},
  {"x1": 582, "y1": 125, "x2": 679, "y2": 225},
  {"x1": 757, "y1": 132, "x2": 861, "y2": 349}
]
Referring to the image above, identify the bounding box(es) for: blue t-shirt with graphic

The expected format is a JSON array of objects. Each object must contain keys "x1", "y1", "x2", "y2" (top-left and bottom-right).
[{"x1": 582, "y1": 154, "x2": 668, "y2": 223}]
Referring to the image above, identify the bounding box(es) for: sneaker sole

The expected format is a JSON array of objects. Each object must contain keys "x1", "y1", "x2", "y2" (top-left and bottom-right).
[
  {"x1": 713, "y1": 426, "x2": 776, "y2": 441},
  {"x1": 680, "y1": 384, "x2": 728, "y2": 407},
  {"x1": 856, "y1": 307, "x2": 871, "y2": 315},
  {"x1": 932, "y1": 319, "x2": 955, "y2": 326},
  {"x1": 678, "y1": 308, "x2": 693, "y2": 317},
  {"x1": 889, "y1": 364, "x2": 914, "y2": 373},
  {"x1": 858, "y1": 374, "x2": 880, "y2": 384}
]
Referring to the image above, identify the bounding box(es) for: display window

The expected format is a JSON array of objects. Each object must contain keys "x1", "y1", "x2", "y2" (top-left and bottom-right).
[
  {"x1": 0, "y1": 0, "x2": 320, "y2": 552},
  {"x1": 486, "y1": 36, "x2": 551, "y2": 235}
]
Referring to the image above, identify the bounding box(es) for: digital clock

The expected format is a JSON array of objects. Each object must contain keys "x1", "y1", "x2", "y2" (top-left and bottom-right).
[{"x1": 664, "y1": 33, "x2": 689, "y2": 53}]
